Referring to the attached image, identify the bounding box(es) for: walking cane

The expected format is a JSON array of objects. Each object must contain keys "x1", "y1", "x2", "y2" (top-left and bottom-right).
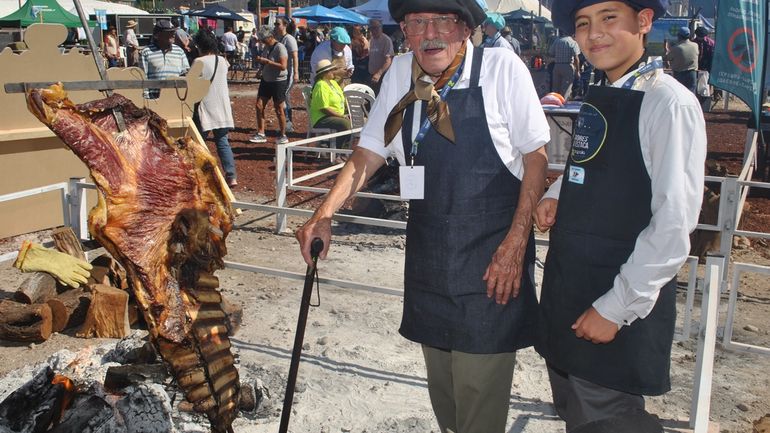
[{"x1": 279, "y1": 237, "x2": 324, "y2": 433}]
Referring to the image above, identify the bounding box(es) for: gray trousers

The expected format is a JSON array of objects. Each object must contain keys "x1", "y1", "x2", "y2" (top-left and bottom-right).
[
  {"x1": 551, "y1": 63, "x2": 575, "y2": 99},
  {"x1": 547, "y1": 364, "x2": 661, "y2": 432},
  {"x1": 422, "y1": 345, "x2": 516, "y2": 433}
]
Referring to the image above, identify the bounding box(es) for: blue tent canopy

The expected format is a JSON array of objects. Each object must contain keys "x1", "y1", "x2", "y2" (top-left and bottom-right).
[
  {"x1": 330, "y1": 6, "x2": 370, "y2": 25},
  {"x1": 292, "y1": 5, "x2": 355, "y2": 24}
]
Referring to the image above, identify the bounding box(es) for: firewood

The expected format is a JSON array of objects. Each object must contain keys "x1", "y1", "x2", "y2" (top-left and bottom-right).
[
  {"x1": 48, "y1": 395, "x2": 114, "y2": 433},
  {"x1": 76, "y1": 284, "x2": 129, "y2": 339},
  {"x1": 87, "y1": 254, "x2": 129, "y2": 291},
  {"x1": 51, "y1": 227, "x2": 86, "y2": 261},
  {"x1": 14, "y1": 272, "x2": 58, "y2": 304},
  {"x1": 0, "y1": 367, "x2": 63, "y2": 432},
  {"x1": 0, "y1": 300, "x2": 52, "y2": 342},
  {"x1": 103, "y1": 363, "x2": 170, "y2": 391},
  {"x1": 45, "y1": 288, "x2": 92, "y2": 333}
]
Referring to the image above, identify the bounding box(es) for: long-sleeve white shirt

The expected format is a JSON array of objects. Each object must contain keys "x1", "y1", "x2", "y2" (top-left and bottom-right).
[
  {"x1": 357, "y1": 43, "x2": 550, "y2": 179},
  {"x1": 543, "y1": 69, "x2": 707, "y2": 326}
]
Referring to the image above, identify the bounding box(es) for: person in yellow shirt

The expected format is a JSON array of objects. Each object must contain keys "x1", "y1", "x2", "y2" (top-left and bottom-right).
[{"x1": 310, "y1": 59, "x2": 351, "y2": 149}]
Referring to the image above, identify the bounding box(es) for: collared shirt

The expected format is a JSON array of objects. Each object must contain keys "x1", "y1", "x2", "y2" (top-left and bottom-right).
[
  {"x1": 124, "y1": 28, "x2": 139, "y2": 49},
  {"x1": 549, "y1": 36, "x2": 580, "y2": 63},
  {"x1": 222, "y1": 31, "x2": 238, "y2": 52},
  {"x1": 357, "y1": 43, "x2": 550, "y2": 179},
  {"x1": 139, "y1": 43, "x2": 189, "y2": 98},
  {"x1": 667, "y1": 39, "x2": 699, "y2": 72},
  {"x1": 543, "y1": 68, "x2": 706, "y2": 326},
  {"x1": 309, "y1": 40, "x2": 353, "y2": 85}
]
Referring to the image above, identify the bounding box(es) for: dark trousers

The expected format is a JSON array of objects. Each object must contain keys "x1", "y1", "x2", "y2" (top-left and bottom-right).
[
  {"x1": 547, "y1": 364, "x2": 661, "y2": 432},
  {"x1": 314, "y1": 116, "x2": 351, "y2": 149},
  {"x1": 674, "y1": 69, "x2": 697, "y2": 95}
]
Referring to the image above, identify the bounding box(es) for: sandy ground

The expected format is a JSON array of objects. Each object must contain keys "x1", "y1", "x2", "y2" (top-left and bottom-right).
[{"x1": 1, "y1": 190, "x2": 769, "y2": 433}]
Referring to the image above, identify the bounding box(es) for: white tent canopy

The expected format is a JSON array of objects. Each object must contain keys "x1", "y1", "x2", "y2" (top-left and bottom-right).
[
  {"x1": 350, "y1": 0, "x2": 396, "y2": 25},
  {"x1": 486, "y1": 0, "x2": 551, "y2": 19},
  {"x1": 57, "y1": 0, "x2": 149, "y2": 15}
]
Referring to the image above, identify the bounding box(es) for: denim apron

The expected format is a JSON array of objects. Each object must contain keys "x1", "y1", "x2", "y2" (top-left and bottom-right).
[
  {"x1": 398, "y1": 48, "x2": 538, "y2": 354},
  {"x1": 536, "y1": 83, "x2": 676, "y2": 395}
]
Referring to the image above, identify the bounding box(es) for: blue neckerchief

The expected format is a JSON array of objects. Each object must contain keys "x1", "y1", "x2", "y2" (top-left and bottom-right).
[
  {"x1": 409, "y1": 57, "x2": 466, "y2": 166},
  {"x1": 621, "y1": 58, "x2": 664, "y2": 89}
]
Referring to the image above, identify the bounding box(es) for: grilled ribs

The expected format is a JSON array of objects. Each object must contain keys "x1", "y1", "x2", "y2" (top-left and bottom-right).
[{"x1": 27, "y1": 84, "x2": 240, "y2": 433}]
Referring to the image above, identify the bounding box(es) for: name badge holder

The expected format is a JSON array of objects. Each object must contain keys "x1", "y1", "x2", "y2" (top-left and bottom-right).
[{"x1": 400, "y1": 59, "x2": 466, "y2": 200}]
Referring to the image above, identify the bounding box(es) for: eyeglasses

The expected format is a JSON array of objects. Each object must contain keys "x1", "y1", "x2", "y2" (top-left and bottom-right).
[{"x1": 403, "y1": 15, "x2": 460, "y2": 35}]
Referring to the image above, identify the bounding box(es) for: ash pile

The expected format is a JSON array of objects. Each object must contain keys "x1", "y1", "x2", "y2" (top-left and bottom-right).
[{"x1": 0, "y1": 331, "x2": 276, "y2": 433}]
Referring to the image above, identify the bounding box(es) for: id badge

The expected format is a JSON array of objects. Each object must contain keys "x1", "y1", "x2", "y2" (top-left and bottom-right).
[{"x1": 399, "y1": 165, "x2": 425, "y2": 200}]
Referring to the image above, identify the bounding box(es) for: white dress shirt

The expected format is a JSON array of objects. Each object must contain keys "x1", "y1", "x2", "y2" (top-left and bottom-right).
[
  {"x1": 309, "y1": 40, "x2": 353, "y2": 85},
  {"x1": 357, "y1": 43, "x2": 550, "y2": 180},
  {"x1": 543, "y1": 67, "x2": 707, "y2": 326}
]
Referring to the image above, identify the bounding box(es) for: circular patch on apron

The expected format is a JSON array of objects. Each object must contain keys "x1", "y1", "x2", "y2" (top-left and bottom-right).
[{"x1": 571, "y1": 102, "x2": 608, "y2": 163}]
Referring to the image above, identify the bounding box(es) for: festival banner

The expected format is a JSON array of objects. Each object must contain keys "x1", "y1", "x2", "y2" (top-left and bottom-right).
[{"x1": 710, "y1": 0, "x2": 766, "y2": 125}]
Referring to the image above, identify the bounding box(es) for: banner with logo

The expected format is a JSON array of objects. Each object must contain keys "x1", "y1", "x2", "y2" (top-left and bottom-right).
[
  {"x1": 95, "y1": 9, "x2": 107, "y2": 30},
  {"x1": 709, "y1": 0, "x2": 766, "y2": 125}
]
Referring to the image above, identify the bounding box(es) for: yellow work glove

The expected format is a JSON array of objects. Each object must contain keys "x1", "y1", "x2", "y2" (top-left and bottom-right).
[{"x1": 12, "y1": 240, "x2": 93, "y2": 288}]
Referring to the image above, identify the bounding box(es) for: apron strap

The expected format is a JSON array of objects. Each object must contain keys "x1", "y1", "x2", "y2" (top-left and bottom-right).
[{"x1": 469, "y1": 46, "x2": 484, "y2": 88}]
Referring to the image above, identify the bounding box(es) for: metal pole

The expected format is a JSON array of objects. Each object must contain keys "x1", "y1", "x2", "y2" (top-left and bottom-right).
[{"x1": 287, "y1": 0, "x2": 292, "y2": 20}]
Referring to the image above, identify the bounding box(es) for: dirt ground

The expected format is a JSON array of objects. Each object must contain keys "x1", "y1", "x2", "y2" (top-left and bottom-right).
[{"x1": 1, "y1": 85, "x2": 769, "y2": 432}]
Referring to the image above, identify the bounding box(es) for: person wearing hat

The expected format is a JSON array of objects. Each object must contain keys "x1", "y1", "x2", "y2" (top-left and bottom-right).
[
  {"x1": 310, "y1": 59, "x2": 351, "y2": 150},
  {"x1": 296, "y1": 0, "x2": 550, "y2": 431},
  {"x1": 139, "y1": 19, "x2": 190, "y2": 99},
  {"x1": 481, "y1": 12, "x2": 515, "y2": 53},
  {"x1": 535, "y1": 0, "x2": 706, "y2": 430},
  {"x1": 250, "y1": 26, "x2": 289, "y2": 145},
  {"x1": 694, "y1": 26, "x2": 714, "y2": 73},
  {"x1": 309, "y1": 26, "x2": 354, "y2": 85},
  {"x1": 123, "y1": 19, "x2": 140, "y2": 67},
  {"x1": 665, "y1": 26, "x2": 699, "y2": 94},
  {"x1": 500, "y1": 25, "x2": 521, "y2": 56}
]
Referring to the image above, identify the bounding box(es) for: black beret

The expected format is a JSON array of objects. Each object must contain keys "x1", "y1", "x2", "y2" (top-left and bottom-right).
[
  {"x1": 552, "y1": 0, "x2": 669, "y2": 35},
  {"x1": 389, "y1": 0, "x2": 487, "y2": 28}
]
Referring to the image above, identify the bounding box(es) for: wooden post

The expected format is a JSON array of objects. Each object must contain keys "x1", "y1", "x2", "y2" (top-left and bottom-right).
[{"x1": 51, "y1": 226, "x2": 86, "y2": 261}]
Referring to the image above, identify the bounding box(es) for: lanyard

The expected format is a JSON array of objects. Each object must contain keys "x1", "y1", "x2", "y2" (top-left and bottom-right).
[
  {"x1": 621, "y1": 58, "x2": 663, "y2": 89},
  {"x1": 409, "y1": 57, "x2": 466, "y2": 166}
]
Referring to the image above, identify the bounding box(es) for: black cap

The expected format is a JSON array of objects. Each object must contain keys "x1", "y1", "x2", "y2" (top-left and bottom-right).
[
  {"x1": 552, "y1": 0, "x2": 669, "y2": 35},
  {"x1": 154, "y1": 19, "x2": 176, "y2": 33},
  {"x1": 388, "y1": 0, "x2": 487, "y2": 28}
]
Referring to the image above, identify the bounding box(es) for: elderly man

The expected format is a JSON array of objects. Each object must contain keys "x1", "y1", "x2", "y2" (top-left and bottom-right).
[
  {"x1": 309, "y1": 26, "x2": 354, "y2": 85},
  {"x1": 295, "y1": 0, "x2": 550, "y2": 431},
  {"x1": 139, "y1": 20, "x2": 190, "y2": 99},
  {"x1": 367, "y1": 19, "x2": 394, "y2": 93},
  {"x1": 123, "y1": 20, "x2": 140, "y2": 67}
]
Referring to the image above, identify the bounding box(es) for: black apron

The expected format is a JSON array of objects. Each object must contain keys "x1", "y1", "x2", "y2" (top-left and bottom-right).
[
  {"x1": 398, "y1": 47, "x2": 538, "y2": 354},
  {"x1": 536, "y1": 83, "x2": 676, "y2": 396}
]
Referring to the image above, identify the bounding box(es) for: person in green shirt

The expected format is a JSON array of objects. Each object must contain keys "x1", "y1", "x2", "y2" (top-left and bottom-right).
[{"x1": 310, "y1": 59, "x2": 351, "y2": 149}]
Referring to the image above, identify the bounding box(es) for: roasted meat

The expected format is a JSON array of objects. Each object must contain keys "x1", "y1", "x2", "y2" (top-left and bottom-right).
[{"x1": 27, "y1": 84, "x2": 240, "y2": 433}]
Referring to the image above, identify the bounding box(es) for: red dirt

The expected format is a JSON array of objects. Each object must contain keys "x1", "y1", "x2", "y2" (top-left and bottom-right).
[{"x1": 208, "y1": 83, "x2": 769, "y2": 238}]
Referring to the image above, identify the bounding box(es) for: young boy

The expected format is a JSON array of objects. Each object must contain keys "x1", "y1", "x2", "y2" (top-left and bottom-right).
[{"x1": 535, "y1": 0, "x2": 707, "y2": 430}]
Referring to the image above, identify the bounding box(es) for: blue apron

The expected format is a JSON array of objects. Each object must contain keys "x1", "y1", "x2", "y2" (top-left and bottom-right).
[
  {"x1": 536, "y1": 82, "x2": 676, "y2": 396},
  {"x1": 398, "y1": 47, "x2": 538, "y2": 354}
]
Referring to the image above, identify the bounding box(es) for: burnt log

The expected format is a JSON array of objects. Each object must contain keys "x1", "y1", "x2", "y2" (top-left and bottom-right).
[
  {"x1": 14, "y1": 272, "x2": 58, "y2": 304},
  {"x1": 87, "y1": 255, "x2": 128, "y2": 291},
  {"x1": 103, "y1": 364, "x2": 170, "y2": 391},
  {"x1": 0, "y1": 367, "x2": 64, "y2": 433},
  {"x1": 0, "y1": 300, "x2": 52, "y2": 342},
  {"x1": 77, "y1": 284, "x2": 129, "y2": 339},
  {"x1": 48, "y1": 395, "x2": 113, "y2": 433},
  {"x1": 51, "y1": 227, "x2": 86, "y2": 261},
  {"x1": 45, "y1": 288, "x2": 92, "y2": 333}
]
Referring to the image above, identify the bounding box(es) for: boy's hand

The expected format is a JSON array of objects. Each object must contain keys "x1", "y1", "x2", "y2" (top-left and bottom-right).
[
  {"x1": 572, "y1": 307, "x2": 619, "y2": 344},
  {"x1": 534, "y1": 198, "x2": 558, "y2": 232}
]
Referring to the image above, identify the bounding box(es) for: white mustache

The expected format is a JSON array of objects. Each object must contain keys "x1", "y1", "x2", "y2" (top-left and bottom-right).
[{"x1": 421, "y1": 40, "x2": 447, "y2": 50}]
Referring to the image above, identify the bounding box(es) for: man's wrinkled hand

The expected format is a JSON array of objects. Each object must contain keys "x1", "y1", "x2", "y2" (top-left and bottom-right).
[
  {"x1": 483, "y1": 234, "x2": 527, "y2": 304},
  {"x1": 534, "y1": 198, "x2": 558, "y2": 232},
  {"x1": 295, "y1": 217, "x2": 332, "y2": 266},
  {"x1": 572, "y1": 307, "x2": 619, "y2": 344}
]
